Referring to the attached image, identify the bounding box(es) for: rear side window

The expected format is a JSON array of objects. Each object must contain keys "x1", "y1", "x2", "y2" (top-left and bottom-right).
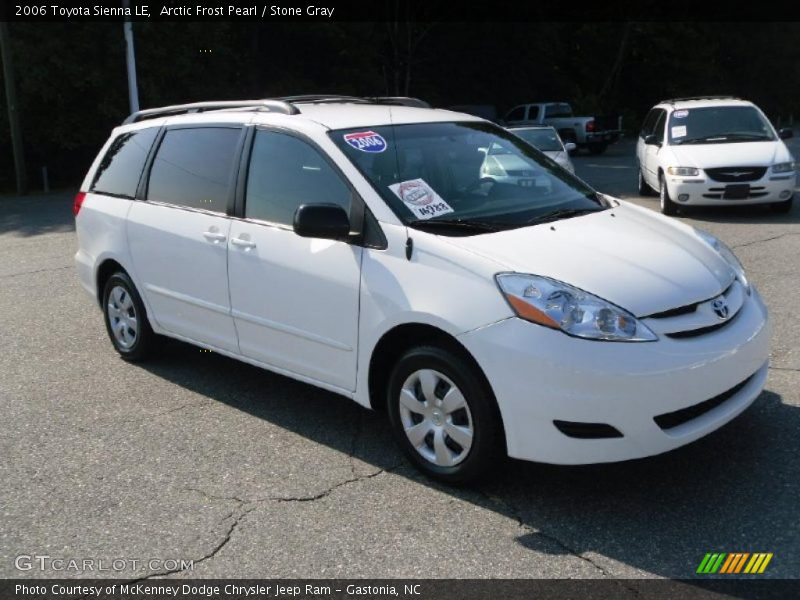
[
  {"x1": 244, "y1": 130, "x2": 351, "y2": 226},
  {"x1": 91, "y1": 127, "x2": 158, "y2": 198},
  {"x1": 147, "y1": 127, "x2": 241, "y2": 213}
]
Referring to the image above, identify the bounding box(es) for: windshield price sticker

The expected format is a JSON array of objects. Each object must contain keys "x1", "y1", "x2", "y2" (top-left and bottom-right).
[
  {"x1": 343, "y1": 131, "x2": 387, "y2": 153},
  {"x1": 390, "y1": 179, "x2": 454, "y2": 220},
  {"x1": 673, "y1": 110, "x2": 689, "y2": 119},
  {"x1": 671, "y1": 125, "x2": 687, "y2": 138}
]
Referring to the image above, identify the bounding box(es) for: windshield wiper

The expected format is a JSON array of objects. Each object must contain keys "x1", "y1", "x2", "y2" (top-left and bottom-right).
[
  {"x1": 408, "y1": 218, "x2": 503, "y2": 233},
  {"x1": 676, "y1": 133, "x2": 771, "y2": 145}
]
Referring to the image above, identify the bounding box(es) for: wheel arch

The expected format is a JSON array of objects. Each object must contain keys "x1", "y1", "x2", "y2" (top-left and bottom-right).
[{"x1": 367, "y1": 323, "x2": 504, "y2": 441}]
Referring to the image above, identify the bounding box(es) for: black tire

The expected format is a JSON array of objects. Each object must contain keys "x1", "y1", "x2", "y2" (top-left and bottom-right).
[
  {"x1": 102, "y1": 271, "x2": 156, "y2": 362},
  {"x1": 386, "y1": 345, "x2": 504, "y2": 484},
  {"x1": 587, "y1": 142, "x2": 608, "y2": 155},
  {"x1": 659, "y1": 174, "x2": 679, "y2": 216},
  {"x1": 638, "y1": 167, "x2": 654, "y2": 196},
  {"x1": 770, "y1": 195, "x2": 794, "y2": 213}
]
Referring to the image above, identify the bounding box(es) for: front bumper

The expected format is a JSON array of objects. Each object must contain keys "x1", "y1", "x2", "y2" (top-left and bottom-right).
[
  {"x1": 667, "y1": 172, "x2": 796, "y2": 206},
  {"x1": 457, "y1": 288, "x2": 770, "y2": 464}
]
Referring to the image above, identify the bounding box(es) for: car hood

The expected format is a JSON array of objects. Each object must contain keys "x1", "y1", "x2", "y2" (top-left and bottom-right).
[
  {"x1": 667, "y1": 140, "x2": 792, "y2": 169},
  {"x1": 441, "y1": 201, "x2": 735, "y2": 317}
]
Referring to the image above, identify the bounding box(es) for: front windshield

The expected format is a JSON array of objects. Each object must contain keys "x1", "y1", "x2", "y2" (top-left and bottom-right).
[
  {"x1": 510, "y1": 128, "x2": 564, "y2": 152},
  {"x1": 668, "y1": 106, "x2": 775, "y2": 145},
  {"x1": 330, "y1": 122, "x2": 604, "y2": 234}
]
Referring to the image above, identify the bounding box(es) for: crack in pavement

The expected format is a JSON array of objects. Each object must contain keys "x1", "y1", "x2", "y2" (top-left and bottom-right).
[
  {"x1": 770, "y1": 366, "x2": 800, "y2": 373},
  {"x1": 133, "y1": 505, "x2": 257, "y2": 582},
  {"x1": 732, "y1": 232, "x2": 800, "y2": 249},
  {"x1": 477, "y1": 489, "x2": 639, "y2": 595}
]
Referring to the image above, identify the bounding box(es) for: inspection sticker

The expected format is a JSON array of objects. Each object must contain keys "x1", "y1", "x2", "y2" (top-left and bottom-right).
[
  {"x1": 673, "y1": 109, "x2": 689, "y2": 119},
  {"x1": 671, "y1": 125, "x2": 687, "y2": 138},
  {"x1": 389, "y1": 179, "x2": 454, "y2": 220},
  {"x1": 343, "y1": 130, "x2": 387, "y2": 153}
]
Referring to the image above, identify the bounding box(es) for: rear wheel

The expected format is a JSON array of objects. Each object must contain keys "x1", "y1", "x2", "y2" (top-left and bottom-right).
[
  {"x1": 659, "y1": 175, "x2": 679, "y2": 216},
  {"x1": 102, "y1": 272, "x2": 156, "y2": 361},
  {"x1": 386, "y1": 345, "x2": 503, "y2": 484}
]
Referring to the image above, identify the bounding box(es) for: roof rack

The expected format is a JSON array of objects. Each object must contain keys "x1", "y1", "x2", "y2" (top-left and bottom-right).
[
  {"x1": 122, "y1": 95, "x2": 432, "y2": 125},
  {"x1": 122, "y1": 100, "x2": 299, "y2": 124},
  {"x1": 660, "y1": 95, "x2": 739, "y2": 104},
  {"x1": 275, "y1": 95, "x2": 431, "y2": 109}
]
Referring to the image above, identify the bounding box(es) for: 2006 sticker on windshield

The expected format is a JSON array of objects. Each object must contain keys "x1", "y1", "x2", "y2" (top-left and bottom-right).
[
  {"x1": 343, "y1": 131, "x2": 387, "y2": 153},
  {"x1": 389, "y1": 179, "x2": 454, "y2": 220}
]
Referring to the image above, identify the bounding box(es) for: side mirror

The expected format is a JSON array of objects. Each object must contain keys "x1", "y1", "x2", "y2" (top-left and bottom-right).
[
  {"x1": 779, "y1": 128, "x2": 794, "y2": 140},
  {"x1": 564, "y1": 142, "x2": 577, "y2": 153},
  {"x1": 293, "y1": 203, "x2": 351, "y2": 240},
  {"x1": 644, "y1": 134, "x2": 661, "y2": 146}
]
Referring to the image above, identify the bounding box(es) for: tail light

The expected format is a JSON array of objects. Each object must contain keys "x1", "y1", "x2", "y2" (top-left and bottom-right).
[
  {"x1": 585, "y1": 121, "x2": 596, "y2": 133},
  {"x1": 73, "y1": 191, "x2": 87, "y2": 216}
]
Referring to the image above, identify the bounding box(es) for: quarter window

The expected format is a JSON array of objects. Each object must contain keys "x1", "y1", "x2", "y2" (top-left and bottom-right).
[
  {"x1": 245, "y1": 131, "x2": 351, "y2": 226},
  {"x1": 91, "y1": 127, "x2": 158, "y2": 198},
  {"x1": 147, "y1": 127, "x2": 241, "y2": 213}
]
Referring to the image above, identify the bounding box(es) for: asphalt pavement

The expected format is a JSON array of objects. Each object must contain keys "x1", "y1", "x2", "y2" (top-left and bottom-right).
[{"x1": 1, "y1": 137, "x2": 798, "y2": 582}]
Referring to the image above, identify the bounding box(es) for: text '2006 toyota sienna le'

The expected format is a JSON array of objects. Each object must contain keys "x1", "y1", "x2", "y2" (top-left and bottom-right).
[{"x1": 74, "y1": 97, "x2": 770, "y2": 483}]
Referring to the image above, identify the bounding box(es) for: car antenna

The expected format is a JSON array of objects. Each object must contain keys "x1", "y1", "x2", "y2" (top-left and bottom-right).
[{"x1": 405, "y1": 237, "x2": 414, "y2": 260}]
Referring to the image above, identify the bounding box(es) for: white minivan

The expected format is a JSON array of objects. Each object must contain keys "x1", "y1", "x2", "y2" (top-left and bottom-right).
[
  {"x1": 75, "y1": 97, "x2": 770, "y2": 482},
  {"x1": 636, "y1": 96, "x2": 796, "y2": 215}
]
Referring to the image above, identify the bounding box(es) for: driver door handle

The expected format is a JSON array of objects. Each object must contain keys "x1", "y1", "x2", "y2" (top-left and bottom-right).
[{"x1": 231, "y1": 237, "x2": 256, "y2": 249}]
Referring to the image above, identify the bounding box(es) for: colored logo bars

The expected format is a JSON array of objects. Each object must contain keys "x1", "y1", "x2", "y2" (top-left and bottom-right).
[{"x1": 696, "y1": 552, "x2": 773, "y2": 574}]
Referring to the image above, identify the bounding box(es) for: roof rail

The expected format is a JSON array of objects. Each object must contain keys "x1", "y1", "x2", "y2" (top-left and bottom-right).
[
  {"x1": 122, "y1": 100, "x2": 299, "y2": 125},
  {"x1": 274, "y1": 95, "x2": 431, "y2": 109},
  {"x1": 660, "y1": 95, "x2": 739, "y2": 104}
]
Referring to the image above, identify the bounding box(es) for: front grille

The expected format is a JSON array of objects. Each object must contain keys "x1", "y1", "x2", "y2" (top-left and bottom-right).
[
  {"x1": 553, "y1": 420, "x2": 623, "y2": 439},
  {"x1": 653, "y1": 374, "x2": 754, "y2": 431},
  {"x1": 705, "y1": 167, "x2": 766, "y2": 183},
  {"x1": 665, "y1": 306, "x2": 742, "y2": 339},
  {"x1": 702, "y1": 186, "x2": 768, "y2": 200}
]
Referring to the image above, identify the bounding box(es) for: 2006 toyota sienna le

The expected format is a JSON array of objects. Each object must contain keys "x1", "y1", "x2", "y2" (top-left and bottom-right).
[{"x1": 74, "y1": 96, "x2": 770, "y2": 482}]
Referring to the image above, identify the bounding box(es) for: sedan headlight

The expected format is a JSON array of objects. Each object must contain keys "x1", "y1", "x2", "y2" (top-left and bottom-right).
[
  {"x1": 496, "y1": 273, "x2": 658, "y2": 342},
  {"x1": 667, "y1": 166, "x2": 700, "y2": 176},
  {"x1": 695, "y1": 229, "x2": 750, "y2": 294},
  {"x1": 772, "y1": 161, "x2": 796, "y2": 173}
]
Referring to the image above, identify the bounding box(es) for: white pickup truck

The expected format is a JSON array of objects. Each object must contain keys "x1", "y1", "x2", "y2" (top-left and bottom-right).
[{"x1": 504, "y1": 102, "x2": 623, "y2": 155}]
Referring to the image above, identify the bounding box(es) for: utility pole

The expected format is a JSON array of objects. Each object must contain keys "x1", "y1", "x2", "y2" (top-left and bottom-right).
[
  {"x1": 122, "y1": 0, "x2": 140, "y2": 113},
  {"x1": 0, "y1": 21, "x2": 27, "y2": 195}
]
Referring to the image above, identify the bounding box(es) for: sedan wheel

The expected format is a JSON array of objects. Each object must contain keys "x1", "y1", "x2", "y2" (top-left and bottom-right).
[{"x1": 107, "y1": 285, "x2": 138, "y2": 349}]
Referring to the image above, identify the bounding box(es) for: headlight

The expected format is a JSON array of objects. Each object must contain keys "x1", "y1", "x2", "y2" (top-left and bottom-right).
[
  {"x1": 667, "y1": 166, "x2": 700, "y2": 176},
  {"x1": 772, "y1": 161, "x2": 795, "y2": 173},
  {"x1": 495, "y1": 273, "x2": 658, "y2": 342},
  {"x1": 695, "y1": 229, "x2": 750, "y2": 294}
]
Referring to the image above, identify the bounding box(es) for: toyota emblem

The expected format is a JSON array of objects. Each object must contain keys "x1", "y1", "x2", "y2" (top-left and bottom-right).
[{"x1": 712, "y1": 297, "x2": 729, "y2": 320}]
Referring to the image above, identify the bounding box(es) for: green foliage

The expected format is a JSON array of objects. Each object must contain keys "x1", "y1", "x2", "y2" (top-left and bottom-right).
[{"x1": 1, "y1": 21, "x2": 798, "y2": 191}]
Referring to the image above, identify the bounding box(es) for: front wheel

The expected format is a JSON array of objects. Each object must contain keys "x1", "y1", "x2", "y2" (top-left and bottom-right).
[
  {"x1": 386, "y1": 346, "x2": 503, "y2": 484},
  {"x1": 660, "y1": 176, "x2": 679, "y2": 216},
  {"x1": 102, "y1": 271, "x2": 157, "y2": 361}
]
